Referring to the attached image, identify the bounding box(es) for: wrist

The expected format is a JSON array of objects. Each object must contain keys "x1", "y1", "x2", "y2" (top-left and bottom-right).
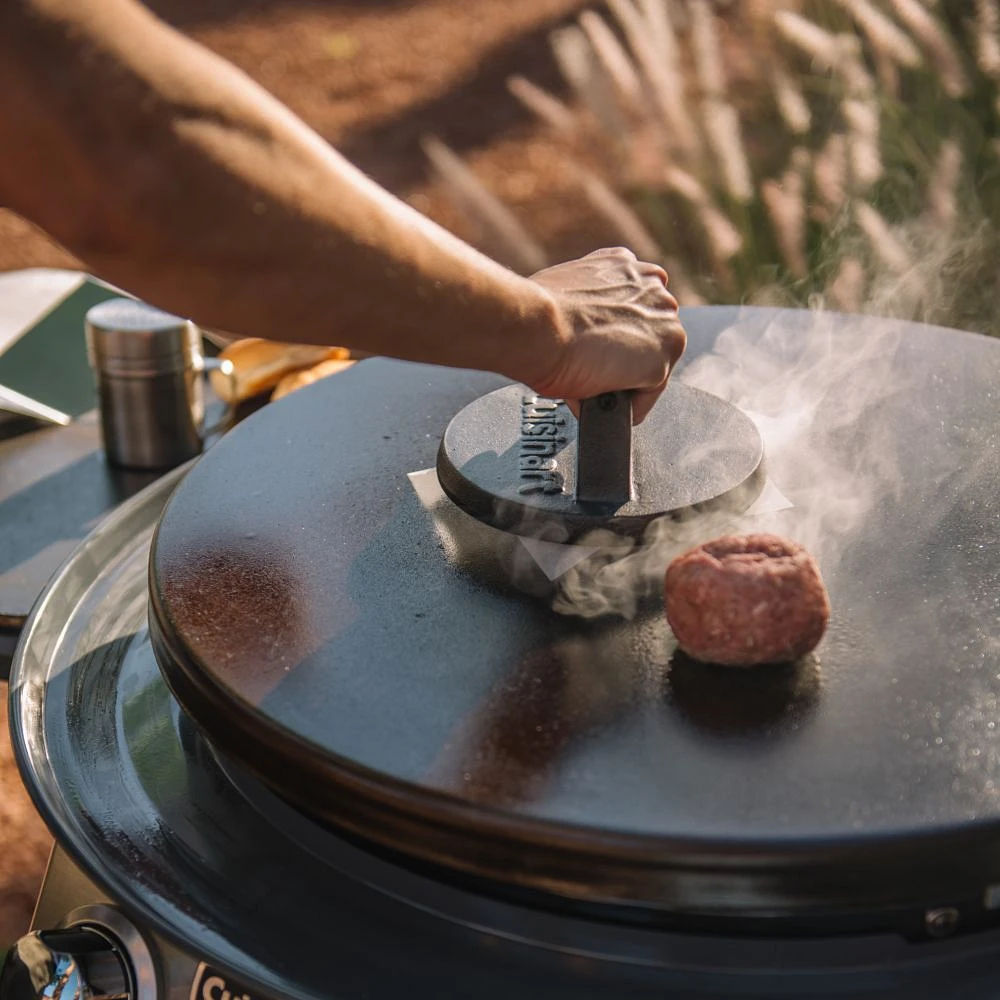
[{"x1": 496, "y1": 281, "x2": 569, "y2": 393}]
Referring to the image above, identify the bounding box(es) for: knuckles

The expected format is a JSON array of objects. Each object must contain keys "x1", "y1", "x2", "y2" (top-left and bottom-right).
[{"x1": 586, "y1": 246, "x2": 637, "y2": 260}]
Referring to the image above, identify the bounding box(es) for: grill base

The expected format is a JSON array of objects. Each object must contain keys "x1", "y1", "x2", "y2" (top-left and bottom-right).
[{"x1": 28, "y1": 840, "x2": 1000, "y2": 1000}]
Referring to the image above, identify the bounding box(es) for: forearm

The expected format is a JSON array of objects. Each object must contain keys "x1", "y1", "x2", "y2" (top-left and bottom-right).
[{"x1": 0, "y1": 0, "x2": 563, "y2": 381}]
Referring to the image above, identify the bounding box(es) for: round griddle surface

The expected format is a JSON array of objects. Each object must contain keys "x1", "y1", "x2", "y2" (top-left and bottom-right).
[
  {"x1": 436, "y1": 383, "x2": 764, "y2": 538},
  {"x1": 17, "y1": 470, "x2": 1000, "y2": 995},
  {"x1": 148, "y1": 307, "x2": 1000, "y2": 912}
]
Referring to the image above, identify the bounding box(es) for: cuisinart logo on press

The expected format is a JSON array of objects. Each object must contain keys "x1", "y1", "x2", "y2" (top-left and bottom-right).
[
  {"x1": 517, "y1": 394, "x2": 567, "y2": 495},
  {"x1": 190, "y1": 963, "x2": 258, "y2": 1000}
]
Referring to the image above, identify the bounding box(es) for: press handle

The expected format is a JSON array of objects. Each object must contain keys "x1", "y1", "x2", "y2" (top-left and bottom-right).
[{"x1": 575, "y1": 390, "x2": 633, "y2": 505}]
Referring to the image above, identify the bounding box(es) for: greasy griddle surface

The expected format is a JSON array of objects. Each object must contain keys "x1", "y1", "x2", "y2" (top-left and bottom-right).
[{"x1": 149, "y1": 307, "x2": 1000, "y2": 879}]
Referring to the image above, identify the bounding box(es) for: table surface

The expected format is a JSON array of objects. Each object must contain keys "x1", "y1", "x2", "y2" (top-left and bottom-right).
[
  {"x1": 0, "y1": 269, "x2": 231, "y2": 647},
  {"x1": 0, "y1": 271, "x2": 143, "y2": 643}
]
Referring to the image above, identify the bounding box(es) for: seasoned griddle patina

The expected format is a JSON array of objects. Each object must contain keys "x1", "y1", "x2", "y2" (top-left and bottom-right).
[{"x1": 140, "y1": 306, "x2": 1000, "y2": 923}]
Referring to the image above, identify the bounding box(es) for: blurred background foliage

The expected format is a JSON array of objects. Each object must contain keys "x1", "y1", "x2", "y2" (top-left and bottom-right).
[{"x1": 426, "y1": 0, "x2": 1000, "y2": 336}]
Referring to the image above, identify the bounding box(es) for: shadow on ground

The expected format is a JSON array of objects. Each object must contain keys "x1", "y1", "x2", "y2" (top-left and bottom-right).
[
  {"x1": 336, "y1": 14, "x2": 575, "y2": 191},
  {"x1": 146, "y1": 0, "x2": 578, "y2": 195}
]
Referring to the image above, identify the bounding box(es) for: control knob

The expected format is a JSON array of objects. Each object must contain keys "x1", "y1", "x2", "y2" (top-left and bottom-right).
[{"x1": 0, "y1": 926, "x2": 132, "y2": 1000}]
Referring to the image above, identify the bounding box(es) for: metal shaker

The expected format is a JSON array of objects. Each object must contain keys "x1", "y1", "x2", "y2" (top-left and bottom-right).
[{"x1": 85, "y1": 298, "x2": 234, "y2": 470}]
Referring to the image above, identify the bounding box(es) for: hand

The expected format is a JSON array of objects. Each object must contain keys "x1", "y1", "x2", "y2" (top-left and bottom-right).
[{"x1": 526, "y1": 247, "x2": 687, "y2": 424}]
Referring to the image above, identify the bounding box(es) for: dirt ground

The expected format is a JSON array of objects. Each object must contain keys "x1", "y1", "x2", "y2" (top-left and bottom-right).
[{"x1": 0, "y1": 0, "x2": 607, "y2": 942}]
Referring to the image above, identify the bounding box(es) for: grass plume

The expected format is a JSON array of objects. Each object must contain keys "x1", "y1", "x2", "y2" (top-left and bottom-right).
[{"x1": 424, "y1": 0, "x2": 1000, "y2": 337}]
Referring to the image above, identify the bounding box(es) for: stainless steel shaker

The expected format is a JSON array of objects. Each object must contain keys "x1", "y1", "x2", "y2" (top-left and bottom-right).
[{"x1": 85, "y1": 297, "x2": 233, "y2": 470}]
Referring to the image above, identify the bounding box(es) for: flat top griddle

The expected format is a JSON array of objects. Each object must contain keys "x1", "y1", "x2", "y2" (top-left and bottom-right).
[
  {"x1": 16, "y1": 470, "x2": 1000, "y2": 997},
  {"x1": 145, "y1": 306, "x2": 1000, "y2": 914}
]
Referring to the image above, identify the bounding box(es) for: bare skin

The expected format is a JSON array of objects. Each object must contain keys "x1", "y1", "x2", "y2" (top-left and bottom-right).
[{"x1": 0, "y1": 0, "x2": 686, "y2": 422}]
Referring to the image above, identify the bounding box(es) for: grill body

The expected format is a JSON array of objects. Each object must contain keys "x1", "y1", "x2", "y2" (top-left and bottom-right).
[{"x1": 9, "y1": 306, "x2": 1000, "y2": 1000}]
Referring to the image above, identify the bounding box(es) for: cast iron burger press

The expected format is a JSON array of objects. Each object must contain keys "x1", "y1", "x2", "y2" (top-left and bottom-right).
[{"x1": 436, "y1": 383, "x2": 765, "y2": 540}]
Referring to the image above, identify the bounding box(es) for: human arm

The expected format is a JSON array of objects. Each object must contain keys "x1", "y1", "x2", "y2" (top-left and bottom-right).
[{"x1": 0, "y1": 0, "x2": 684, "y2": 421}]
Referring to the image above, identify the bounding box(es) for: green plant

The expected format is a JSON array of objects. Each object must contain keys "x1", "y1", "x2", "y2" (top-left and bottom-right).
[{"x1": 426, "y1": 0, "x2": 1000, "y2": 336}]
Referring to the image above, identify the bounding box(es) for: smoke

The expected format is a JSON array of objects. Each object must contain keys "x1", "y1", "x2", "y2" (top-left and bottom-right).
[
  {"x1": 406, "y1": 305, "x2": 916, "y2": 623},
  {"x1": 412, "y1": 222, "x2": 993, "y2": 627},
  {"x1": 855, "y1": 212, "x2": 995, "y2": 339},
  {"x1": 549, "y1": 305, "x2": 916, "y2": 620},
  {"x1": 544, "y1": 160, "x2": 1000, "y2": 621}
]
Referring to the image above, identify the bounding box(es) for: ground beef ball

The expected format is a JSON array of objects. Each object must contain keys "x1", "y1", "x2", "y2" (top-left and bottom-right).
[{"x1": 664, "y1": 534, "x2": 830, "y2": 667}]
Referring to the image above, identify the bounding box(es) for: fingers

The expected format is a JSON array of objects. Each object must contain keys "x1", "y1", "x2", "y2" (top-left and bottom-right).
[
  {"x1": 662, "y1": 312, "x2": 687, "y2": 367},
  {"x1": 632, "y1": 356, "x2": 673, "y2": 424},
  {"x1": 631, "y1": 385, "x2": 664, "y2": 425},
  {"x1": 633, "y1": 313, "x2": 687, "y2": 424},
  {"x1": 568, "y1": 386, "x2": 659, "y2": 425},
  {"x1": 638, "y1": 260, "x2": 669, "y2": 286},
  {"x1": 636, "y1": 281, "x2": 678, "y2": 312},
  {"x1": 584, "y1": 246, "x2": 637, "y2": 261},
  {"x1": 635, "y1": 259, "x2": 677, "y2": 311},
  {"x1": 525, "y1": 248, "x2": 686, "y2": 424}
]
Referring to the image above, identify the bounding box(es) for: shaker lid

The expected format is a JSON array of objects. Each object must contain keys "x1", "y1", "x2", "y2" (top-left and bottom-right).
[{"x1": 85, "y1": 298, "x2": 200, "y2": 376}]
